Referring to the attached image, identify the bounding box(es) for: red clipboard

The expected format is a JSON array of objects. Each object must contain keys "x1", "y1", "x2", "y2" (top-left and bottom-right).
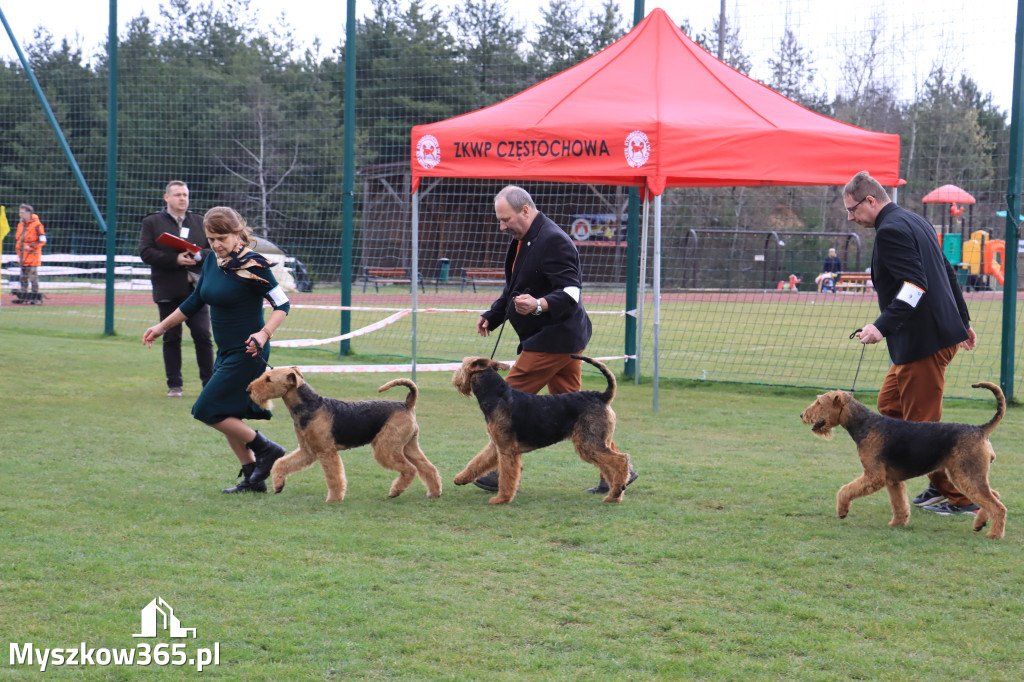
[{"x1": 157, "y1": 232, "x2": 201, "y2": 254}]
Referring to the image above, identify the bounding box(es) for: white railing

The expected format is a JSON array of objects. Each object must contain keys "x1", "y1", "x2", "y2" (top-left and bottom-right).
[{"x1": 0, "y1": 253, "x2": 298, "y2": 291}]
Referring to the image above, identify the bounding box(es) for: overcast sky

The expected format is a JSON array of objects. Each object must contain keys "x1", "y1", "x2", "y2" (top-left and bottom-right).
[{"x1": 0, "y1": 1, "x2": 1018, "y2": 113}]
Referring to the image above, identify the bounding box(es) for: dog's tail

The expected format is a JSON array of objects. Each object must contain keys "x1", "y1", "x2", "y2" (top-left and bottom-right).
[
  {"x1": 972, "y1": 381, "x2": 1005, "y2": 436},
  {"x1": 571, "y1": 354, "x2": 616, "y2": 403},
  {"x1": 379, "y1": 378, "x2": 418, "y2": 410}
]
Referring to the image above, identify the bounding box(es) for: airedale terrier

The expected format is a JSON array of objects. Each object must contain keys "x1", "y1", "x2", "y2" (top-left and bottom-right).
[
  {"x1": 246, "y1": 368, "x2": 442, "y2": 503},
  {"x1": 800, "y1": 382, "x2": 1006, "y2": 539},
  {"x1": 451, "y1": 355, "x2": 632, "y2": 504}
]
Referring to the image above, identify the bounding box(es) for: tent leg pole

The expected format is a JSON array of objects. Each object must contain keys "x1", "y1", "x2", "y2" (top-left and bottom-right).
[
  {"x1": 411, "y1": 191, "x2": 419, "y2": 383},
  {"x1": 653, "y1": 194, "x2": 661, "y2": 413},
  {"x1": 636, "y1": 189, "x2": 650, "y2": 386}
]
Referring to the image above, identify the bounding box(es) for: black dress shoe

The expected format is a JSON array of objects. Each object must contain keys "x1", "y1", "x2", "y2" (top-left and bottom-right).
[
  {"x1": 473, "y1": 470, "x2": 500, "y2": 492},
  {"x1": 472, "y1": 470, "x2": 522, "y2": 492},
  {"x1": 587, "y1": 468, "x2": 638, "y2": 494}
]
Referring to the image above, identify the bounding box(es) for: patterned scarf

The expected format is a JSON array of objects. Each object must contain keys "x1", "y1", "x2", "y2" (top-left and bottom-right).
[{"x1": 217, "y1": 248, "x2": 274, "y2": 285}]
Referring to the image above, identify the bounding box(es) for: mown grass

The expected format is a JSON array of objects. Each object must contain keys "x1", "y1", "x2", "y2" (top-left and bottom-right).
[{"x1": 1, "y1": 324, "x2": 1023, "y2": 680}]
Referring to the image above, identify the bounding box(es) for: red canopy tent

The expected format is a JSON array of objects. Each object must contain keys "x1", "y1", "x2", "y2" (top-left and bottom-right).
[
  {"x1": 408, "y1": 8, "x2": 902, "y2": 404},
  {"x1": 411, "y1": 8, "x2": 899, "y2": 194}
]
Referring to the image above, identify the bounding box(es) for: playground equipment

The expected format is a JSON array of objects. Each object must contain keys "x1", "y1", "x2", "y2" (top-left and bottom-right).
[
  {"x1": 959, "y1": 230, "x2": 1005, "y2": 287},
  {"x1": 921, "y1": 184, "x2": 976, "y2": 236},
  {"x1": 986, "y1": 239, "x2": 1006, "y2": 285}
]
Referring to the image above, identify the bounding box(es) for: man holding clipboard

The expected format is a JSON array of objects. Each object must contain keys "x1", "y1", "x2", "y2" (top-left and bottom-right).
[{"x1": 138, "y1": 180, "x2": 214, "y2": 397}]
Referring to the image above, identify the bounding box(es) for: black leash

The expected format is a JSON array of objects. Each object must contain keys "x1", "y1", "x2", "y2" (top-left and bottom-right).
[
  {"x1": 489, "y1": 288, "x2": 528, "y2": 360},
  {"x1": 849, "y1": 328, "x2": 865, "y2": 392},
  {"x1": 248, "y1": 337, "x2": 275, "y2": 370}
]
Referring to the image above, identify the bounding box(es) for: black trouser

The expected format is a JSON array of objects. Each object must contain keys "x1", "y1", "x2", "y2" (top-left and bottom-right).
[{"x1": 157, "y1": 298, "x2": 214, "y2": 389}]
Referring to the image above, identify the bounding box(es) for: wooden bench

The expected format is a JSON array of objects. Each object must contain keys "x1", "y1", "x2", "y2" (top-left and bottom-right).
[
  {"x1": 835, "y1": 272, "x2": 873, "y2": 293},
  {"x1": 361, "y1": 267, "x2": 425, "y2": 293},
  {"x1": 460, "y1": 267, "x2": 505, "y2": 293}
]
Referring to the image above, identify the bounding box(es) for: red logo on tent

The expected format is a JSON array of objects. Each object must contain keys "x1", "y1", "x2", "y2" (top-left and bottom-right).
[
  {"x1": 416, "y1": 135, "x2": 441, "y2": 170},
  {"x1": 624, "y1": 130, "x2": 650, "y2": 169}
]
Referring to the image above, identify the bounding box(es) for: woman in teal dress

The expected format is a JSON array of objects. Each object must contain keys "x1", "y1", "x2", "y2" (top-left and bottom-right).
[{"x1": 144, "y1": 207, "x2": 291, "y2": 494}]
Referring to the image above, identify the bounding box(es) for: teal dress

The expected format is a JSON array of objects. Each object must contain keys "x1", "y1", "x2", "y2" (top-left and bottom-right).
[{"x1": 179, "y1": 253, "x2": 290, "y2": 425}]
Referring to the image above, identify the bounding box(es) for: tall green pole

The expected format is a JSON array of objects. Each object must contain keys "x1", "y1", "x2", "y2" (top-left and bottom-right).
[
  {"x1": 104, "y1": 0, "x2": 118, "y2": 335},
  {"x1": 624, "y1": 0, "x2": 645, "y2": 379},
  {"x1": 340, "y1": 0, "x2": 357, "y2": 355},
  {"x1": 1000, "y1": 0, "x2": 1024, "y2": 400}
]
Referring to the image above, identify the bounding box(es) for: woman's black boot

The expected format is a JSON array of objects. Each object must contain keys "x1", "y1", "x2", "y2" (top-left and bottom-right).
[
  {"x1": 222, "y1": 462, "x2": 267, "y2": 493},
  {"x1": 247, "y1": 431, "x2": 286, "y2": 484}
]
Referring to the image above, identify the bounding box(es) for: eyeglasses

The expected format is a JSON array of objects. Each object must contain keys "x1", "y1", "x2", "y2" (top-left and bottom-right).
[{"x1": 845, "y1": 196, "x2": 871, "y2": 214}]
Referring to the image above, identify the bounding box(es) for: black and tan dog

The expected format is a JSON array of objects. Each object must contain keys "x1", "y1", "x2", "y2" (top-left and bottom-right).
[
  {"x1": 246, "y1": 368, "x2": 442, "y2": 503},
  {"x1": 800, "y1": 382, "x2": 1006, "y2": 539},
  {"x1": 451, "y1": 354, "x2": 631, "y2": 504}
]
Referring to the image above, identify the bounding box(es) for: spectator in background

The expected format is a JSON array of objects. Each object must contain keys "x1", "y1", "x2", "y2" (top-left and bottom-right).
[
  {"x1": 15, "y1": 204, "x2": 46, "y2": 305},
  {"x1": 823, "y1": 247, "x2": 842, "y2": 275},
  {"x1": 845, "y1": 171, "x2": 979, "y2": 516},
  {"x1": 139, "y1": 181, "x2": 214, "y2": 398},
  {"x1": 818, "y1": 247, "x2": 842, "y2": 292}
]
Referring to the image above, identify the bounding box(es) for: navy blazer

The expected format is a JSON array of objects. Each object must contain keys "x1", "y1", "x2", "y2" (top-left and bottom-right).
[
  {"x1": 481, "y1": 211, "x2": 592, "y2": 354},
  {"x1": 870, "y1": 202, "x2": 970, "y2": 365}
]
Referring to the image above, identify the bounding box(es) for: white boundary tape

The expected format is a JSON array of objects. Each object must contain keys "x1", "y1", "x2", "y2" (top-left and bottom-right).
[
  {"x1": 274, "y1": 310, "x2": 410, "y2": 348},
  {"x1": 288, "y1": 303, "x2": 629, "y2": 315},
  {"x1": 290, "y1": 355, "x2": 635, "y2": 374},
  {"x1": 274, "y1": 305, "x2": 632, "y2": 350}
]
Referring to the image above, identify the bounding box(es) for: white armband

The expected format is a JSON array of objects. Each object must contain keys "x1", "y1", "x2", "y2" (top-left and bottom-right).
[
  {"x1": 563, "y1": 286, "x2": 581, "y2": 303},
  {"x1": 896, "y1": 281, "x2": 924, "y2": 308},
  {"x1": 267, "y1": 285, "x2": 289, "y2": 307}
]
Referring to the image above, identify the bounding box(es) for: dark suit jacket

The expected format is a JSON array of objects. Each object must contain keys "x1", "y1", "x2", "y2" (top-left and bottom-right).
[
  {"x1": 139, "y1": 209, "x2": 209, "y2": 302},
  {"x1": 481, "y1": 211, "x2": 592, "y2": 354},
  {"x1": 870, "y1": 202, "x2": 970, "y2": 365}
]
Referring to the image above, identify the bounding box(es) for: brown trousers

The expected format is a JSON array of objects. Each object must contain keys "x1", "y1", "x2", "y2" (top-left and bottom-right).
[
  {"x1": 876, "y1": 344, "x2": 971, "y2": 506},
  {"x1": 504, "y1": 350, "x2": 584, "y2": 394}
]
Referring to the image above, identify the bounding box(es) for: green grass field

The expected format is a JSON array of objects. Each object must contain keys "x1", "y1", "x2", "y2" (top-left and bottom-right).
[{"x1": 2, "y1": 323, "x2": 1023, "y2": 680}]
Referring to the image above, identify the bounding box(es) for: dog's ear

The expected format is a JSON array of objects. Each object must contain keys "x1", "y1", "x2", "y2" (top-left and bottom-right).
[
  {"x1": 469, "y1": 357, "x2": 491, "y2": 372},
  {"x1": 493, "y1": 361, "x2": 511, "y2": 372},
  {"x1": 831, "y1": 392, "x2": 845, "y2": 408},
  {"x1": 291, "y1": 366, "x2": 304, "y2": 379},
  {"x1": 286, "y1": 370, "x2": 300, "y2": 388}
]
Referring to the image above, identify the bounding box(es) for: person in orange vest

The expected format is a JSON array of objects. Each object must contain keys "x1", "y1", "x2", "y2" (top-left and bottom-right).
[{"x1": 15, "y1": 204, "x2": 47, "y2": 305}]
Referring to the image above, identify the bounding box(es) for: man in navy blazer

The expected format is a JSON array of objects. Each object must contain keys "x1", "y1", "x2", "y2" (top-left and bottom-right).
[
  {"x1": 472, "y1": 185, "x2": 634, "y2": 494},
  {"x1": 846, "y1": 171, "x2": 979, "y2": 515}
]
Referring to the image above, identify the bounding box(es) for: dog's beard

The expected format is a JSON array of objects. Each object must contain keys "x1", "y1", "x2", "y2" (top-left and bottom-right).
[{"x1": 810, "y1": 421, "x2": 834, "y2": 440}]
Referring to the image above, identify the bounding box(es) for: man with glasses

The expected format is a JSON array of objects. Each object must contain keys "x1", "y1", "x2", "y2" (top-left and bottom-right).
[{"x1": 845, "y1": 171, "x2": 979, "y2": 515}]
